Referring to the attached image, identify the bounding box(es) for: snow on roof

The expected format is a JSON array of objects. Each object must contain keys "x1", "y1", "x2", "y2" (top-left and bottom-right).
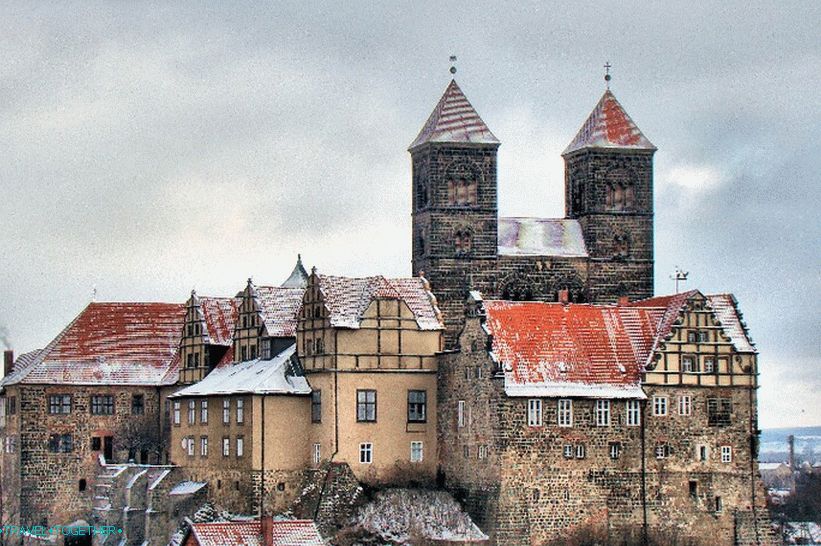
[
  {"x1": 498, "y1": 217, "x2": 588, "y2": 257},
  {"x1": 563, "y1": 90, "x2": 655, "y2": 155},
  {"x1": 483, "y1": 300, "x2": 664, "y2": 398},
  {"x1": 169, "y1": 481, "x2": 207, "y2": 496},
  {"x1": 254, "y1": 286, "x2": 305, "y2": 338},
  {"x1": 281, "y1": 255, "x2": 309, "y2": 289},
  {"x1": 317, "y1": 274, "x2": 443, "y2": 331},
  {"x1": 759, "y1": 462, "x2": 789, "y2": 471},
  {"x1": 170, "y1": 345, "x2": 309, "y2": 397},
  {"x1": 194, "y1": 295, "x2": 238, "y2": 346},
  {"x1": 2, "y1": 302, "x2": 185, "y2": 387},
  {"x1": 189, "y1": 520, "x2": 323, "y2": 546},
  {"x1": 409, "y1": 80, "x2": 499, "y2": 150},
  {"x1": 706, "y1": 294, "x2": 756, "y2": 353}
]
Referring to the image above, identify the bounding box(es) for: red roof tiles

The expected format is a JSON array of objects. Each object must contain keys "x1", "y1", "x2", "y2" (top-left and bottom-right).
[
  {"x1": 255, "y1": 286, "x2": 305, "y2": 337},
  {"x1": 563, "y1": 90, "x2": 655, "y2": 155},
  {"x1": 409, "y1": 80, "x2": 499, "y2": 150},
  {"x1": 188, "y1": 519, "x2": 324, "y2": 546},
  {"x1": 196, "y1": 296, "x2": 238, "y2": 346}
]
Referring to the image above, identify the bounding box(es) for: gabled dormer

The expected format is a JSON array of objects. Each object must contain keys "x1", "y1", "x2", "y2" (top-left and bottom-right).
[
  {"x1": 630, "y1": 291, "x2": 757, "y2": 388},
  {"x1": 179, "y1": 291, "x2": 238, "y2": 384}
]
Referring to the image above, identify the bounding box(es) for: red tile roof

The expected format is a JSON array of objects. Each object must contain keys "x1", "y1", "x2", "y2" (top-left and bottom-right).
[
  {"x1": 409, "y1": 80, "x2": 499, "y2": 150},
  {"x1": 483, "y1": 300, "x2": 664, "y2": 398},
  {"x1": 196, "y1": 296, "x2": 238, "y2": 346},
  {"x1": 2, "y1": 302, "x2": 185, "y2": 386},
  {"x1": 188, "y1": 519, "x2": 323, "y2": 546},
  {"x1": 255, "y1": 286, "x2": 306, "y2": 337},
  {"x1": 563, "y1": 90, "x2": 655, "y2": 155},
  {"x1": 317, "y1": 274, "x2": 443, "y2": 331}
]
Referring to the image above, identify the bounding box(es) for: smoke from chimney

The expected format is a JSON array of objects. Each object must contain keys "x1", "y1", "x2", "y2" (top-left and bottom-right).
[{"x1": 0, "y1": 325, "x2": 11, "y2": 350}]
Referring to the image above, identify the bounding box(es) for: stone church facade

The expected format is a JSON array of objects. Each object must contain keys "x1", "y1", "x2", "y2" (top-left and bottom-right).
[{"x1": 411, "y1": 80, "x2": 655, "y2": 346}]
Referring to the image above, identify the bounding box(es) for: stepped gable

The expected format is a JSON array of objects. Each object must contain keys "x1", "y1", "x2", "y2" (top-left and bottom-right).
[
  {"x1": 563, "y1": 89, "x2": 656, "y2": 155},
  {"x1": 2, "y1": 302, "x2": 185, "y2": 386},
  {"x1": 317, "y1": 274, "x2": 443, "y2": 331},
  {"x1": 482, "y1": 299, "x2": 664, "y2": 398},
  {"x1": 409, "y1": 79, "x2": 499, "y2": 150},
  {"x1": 498, "y1": 217, "x2": 588, "y2": 257},
  {"x1": 194, "y1": 295, "x2": 238, "y2": 346}
]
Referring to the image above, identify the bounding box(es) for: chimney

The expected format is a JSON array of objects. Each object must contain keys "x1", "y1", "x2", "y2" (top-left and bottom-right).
[
  {"x1": 558, "y1": 289, "x2": 569, "y2": 304},
  {"x1": 788, "y1": 434, "x2": 795, "y2": 470},
  {"x1": 260, "y1": 515, "x2": 273, "y2": 546},
  {"x1": 3, "y1": 350, "x2": 13, "y2": 377},
  {"x1": 618, "y1": 296, "x2": 630, "y2": 305}
]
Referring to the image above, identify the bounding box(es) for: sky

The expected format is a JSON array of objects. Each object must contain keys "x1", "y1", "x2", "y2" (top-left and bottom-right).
[{"x1": 0, "y1": 1, "x2": 818, "y2": 428}]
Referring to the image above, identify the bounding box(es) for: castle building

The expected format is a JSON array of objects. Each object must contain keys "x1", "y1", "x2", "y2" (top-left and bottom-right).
[{"x1": 411, "y1": 80, "x2": 655, "y2": 345}]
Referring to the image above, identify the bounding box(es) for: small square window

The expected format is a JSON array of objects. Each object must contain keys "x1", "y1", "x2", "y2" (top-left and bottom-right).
[
  {"x1": 704, "y1": 357, "x2": 716, "y2": 374},
  {"x1": 563, "y1": 445, "x2": 574, "y2": 459},
  {"x1": 575, "y1": 444, "x2": 586, "y2": 459},
  {"x1": 359, "y1": 442, "x2": 373, "y2": 464},
  {"x1": 721, "y1": 445, "x2": 732, "y2": 463},
  {"x1": 655, "y1": 444, "x2": 669, "y2": 459},
  {"x1": 609, "y1": 442, "x2": 621, "y2": 460}
]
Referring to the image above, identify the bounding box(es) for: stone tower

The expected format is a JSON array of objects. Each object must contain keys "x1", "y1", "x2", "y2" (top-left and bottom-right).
[
  {"x1": 410, "y1": 80, "x2": 500, "y2": 339},
  {"x1": 562, "y1": 89, "x2": 656, "y2": 302}
]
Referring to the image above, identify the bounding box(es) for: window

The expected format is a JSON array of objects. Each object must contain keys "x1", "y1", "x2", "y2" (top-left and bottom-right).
[
  {"x1": 188, "y1": 400, "x2": 196, "y2": 425},
  {"x1": 689, "y1": 481, "x2": 698, "y2": 498},
  {"x1": 91, "y1": 437, "x2": 101, "y2": 451},
  {"x1": 447, "y1": 177, "x2": 478, "y2": 206},
  {"x1": 6, "y1": 396, "x2": 16, "y2": 415},
  {"x1": 708, "y1": 397, "x2": 732, "y2": 427},
  {"x1": 79, "y1": 479, "x2": 87, "y2": 492},
  {"x1": 682, "y1": 355, "x2": 697, "y2": 373},
  {"x1": 131, "y1": 394, "x2": 144, "y2": 415},
  {"x1": 91, "y1": 395, "x2": 114, "y2": 415},
  {"x1": 458, "y1": 400, "x2": 466, "y2": 428},
  {"x1": 187, "y1": 353, "x2": 194, "y2": 367},
  {"x1": 186, "y1": 437, "x2": 195, "y2": 457},
  {"x1": 715, "y1": 496, "x2": 723, "y2": 513},
  {"x1": 240, "y1": 346, "x2": 247, "y2": 361},
  {"x1": 411, "y1": 441, "x2": 424, "y2": 462},
  {"x1": 261, "y1": 339, "x2": 272, "y2": 360},
  {"x1": 698, "y1": 331, "x2": 710, "y2": 342},
  {"x1": 408, "y1": 390, "x2": 427, "y2": 423},
  {"x1": 653, "y1": 396, "x2": 668, "y2": 416},
  {"x1": 595, "y1": 400, "x2": 611, "y2": 426},
  {"x1": 655, "y1": 444, "x2": 669, "y2": 459},
  {"x1": 678, "y1": 395, "x2": 692, "y2": 416},
  {"x1": 721, "y1": 445, "x2": 732, "y2": 463},
  {"x1": 194, "y1": 353, "x2": 200, "y2": 367},
  {"x1": 704, "y1": 357, "x2": 716, "y2": 374},
  {"x1": 236, "y1": 437, "x2": 244, "y2": 457},
  {"x1": 223, "y1": 399, "x2": 230, "y2": 424},
  {"x1": 356, "y1": 390, "x2": 377, "y2": 422},
  {"x1": 236, "y1": 399, "x2": 244, "y2": 424},
  {"x1": 527, "y1": 399, "x2": 543, "y2": 427},
  {"x1": 173, "y1": 401, "x2": 181, "y2": 425},
  {"x1": 478, "y1": 445, "x2": 488, "y2": 459},
  {"x1": 687, "y1": 331, "x2": 698, "y2": 343},
  {"x1": 698, "y1": 445, "x2": 709, "y2": 462},
  {"x1": 563, "y1": 445, "x2": 574, "y2": 459},
  {"x1": 200, "y1": 437, "x2": 208, "y2": 457},
  {"x1": 48, "y1": 394, "x2": 72, "y2": 414},
  {"x1": 4, "y1": 436, "x2": 16, "y2": 453},
  {"x1": 200, "y1": 400, "x2": 208, "y2": 424},
  {"x1": 311, "y1": 391, "x2": 322, "y2": 423},
  {"x1": 609, "y1": 442, "x2": 622, "y2": 460},
  {"x1": 222, "y1": 437, "x2": 230, "y2": 457},
  {"x1": 558, "y1": 399, "x2": 573, "y2": 427},
  {"x1": 626, "y1": 400, "x2": 641, "y2": 426},
  {"x1": 575, "y1": 444, "x2": 586, "y2": 459},
  {"x1": 454, "y1": 230, "x2": 472, "y2": 256},
  {"x1": 463, "y1": 446, "x2": 470, "y2": 459},
  {"x1": 48, "y1": 433, "x2": 73, "y2": 453},
  {"x1": 313, "y1": 443, "x2": 321, "y2": 464},
  {"x1": 250, "y1": 345, "x2": 257, "y2": 360},
  {"x1": 359, "y1": 442, "x2": 373, "y2": 464}
]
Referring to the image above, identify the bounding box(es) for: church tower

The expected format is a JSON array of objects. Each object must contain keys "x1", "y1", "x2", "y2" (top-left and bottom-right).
[
  {"x1": 562, "y1": 88, "x2": 656, "y2": 302},
  {"x1": 410, "y1": 80, "x2": 500, "y2": 343}
]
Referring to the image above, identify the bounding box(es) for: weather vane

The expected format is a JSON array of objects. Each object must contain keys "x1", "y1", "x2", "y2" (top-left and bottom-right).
[
  {"x1": 450, "y1": 55, "x2": 457, "y2": 75},
  {"x1": 604, "y1": 61, "x2": 612, "y2": 89},
  {"x1": 670, "y1": 266, "x2": 689, "y2": 293}
]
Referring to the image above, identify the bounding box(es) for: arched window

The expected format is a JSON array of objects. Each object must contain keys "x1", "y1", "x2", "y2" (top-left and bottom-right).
[
  {"x1": 454, "y1": 230, "x2": 472, "y2": 257},
  {"x1": 606, "y1": 183, "x2": 635, "y2": 212},
  {"x1": 614, "y1": 234, "x2": 630, "y2": 259},
  {"x1": 447, "y1": 176, "x2": 478, "y2": 206}
]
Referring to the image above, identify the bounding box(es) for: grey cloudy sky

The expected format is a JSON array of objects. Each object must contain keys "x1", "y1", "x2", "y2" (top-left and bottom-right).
[{"x1": 1, "y1": 2, "x2": 818, "y2": 428}]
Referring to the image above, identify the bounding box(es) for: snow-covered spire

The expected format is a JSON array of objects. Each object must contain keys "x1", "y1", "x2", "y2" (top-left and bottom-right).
[
  {"x1": 281, "y1": 254, "x2": 309, "y2": 288},
  {"x1": 563, "y1": 90, "x2": 655, "y2": 155},
  {"x1": 409, "y1": 80, "x2": 499, "y2": 150}
]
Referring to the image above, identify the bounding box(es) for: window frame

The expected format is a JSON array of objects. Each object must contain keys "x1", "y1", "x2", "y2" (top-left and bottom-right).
[
  {"x1": 200, "y1": 400, "x2": 208, "y2": 424},
  {"x1": 457, "y1": 400, "x2": 466, "y2": 428},
  {"x1": 236, "y1": 398, "x2": 244, "y2": 425},
  {"x1": 609, "y1": 442, "x2": 622, "y2": 460},
  {"x1": 188, "y1": 399, "x2": 196, "y2": 425},
  {"x1": 407, "y1": 390, "x2": 427, "y2": 423},
  {"x1": 356, "y1": 390, "x2": 377, "y2": 422},
  {"x1": 653, "y1": 396, "x2": 668, "y2": 417},
  {"x1": 359, "y1": 442, "x2": 373, "y2": 464},
  {"x1": 527, "y1": 399, "x2": 543, "y2": 427},
  {"x1": 131, "y1": 394, "x2": 144, "y2": 416},
  {"x1": 222, "y1": 437, "x2": 230, "y2": 457},
  {"x1": 236, "y1": 436, "x2": 244, "y2": 458},
  {"x1": 311, "y1": 390, "x2": 322, "y2": 423},
  {"x1": 410, "y1": 441, "x2": 424, "y2": 463},
  {"x1": 173, "y1": 400, "x2": 181, "y2": 425},
  {"x1": 312, "y1": 443, "x2": 321, "y2": 464},
  {"x1": 595, "y1": 399, "x2": 611, "y2": 427},
  {"x1": 678, "y1": 395, "x2": 692, "y2": 416},
  {"x1": 48, "y1": 394, "x2": 72, "y2": 415},
  {"x1": 558, "y1": 399, "x2": 573, "y2": 427},
  {"x1": 721, "y1": 445, "x2": 733, "y2": 463},
  {"x1": 626, "y1": 400, "x2": 641, "y2": 426},
  {"x1": 200, "y1": 436, "x2": 208, "y2": 457},
  {"x1": 91, "y1": 395, "x2": 114, "y2": 416},
  {"x1": 223, "y1": 399, "x2": 230, "y2": 425}
]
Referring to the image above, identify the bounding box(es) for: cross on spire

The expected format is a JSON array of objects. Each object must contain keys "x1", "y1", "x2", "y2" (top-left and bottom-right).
[{"x1": 604, "y1": 61, "x2": 612, "y2": 89}]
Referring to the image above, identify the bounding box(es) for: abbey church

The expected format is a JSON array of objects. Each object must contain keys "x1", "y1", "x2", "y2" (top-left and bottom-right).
[{"x1": 0, "y1": 77, "x2": 778, "y2": 546}]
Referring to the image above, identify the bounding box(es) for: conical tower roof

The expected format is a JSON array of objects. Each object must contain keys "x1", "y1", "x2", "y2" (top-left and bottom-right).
[
  {"x1": 563, "y1": 90, "x2": 655, "y2": 155},
  {"x1": 281, "y1": 255, "x2": 309, "y2": 288},
  {"x1": 409, "y1": 80, "x2": 499, "y2": 150}
]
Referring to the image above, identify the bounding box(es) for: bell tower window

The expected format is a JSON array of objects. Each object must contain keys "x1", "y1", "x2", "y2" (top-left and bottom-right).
[
  {"x1": 447, "y1": 176, "x2": 477, "y2": 206},
  {"x1": 454, "y1": 230, "x2": 472, "y2": 257}
]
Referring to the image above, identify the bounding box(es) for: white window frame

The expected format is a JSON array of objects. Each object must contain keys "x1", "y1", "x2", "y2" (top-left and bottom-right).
[
  {"x1": 200, "y1": 400, "x2": 208, "y2": 424},
  {"x1": 222, "y1": 437, "x2": 230, "y2": 457},
  {"x1": 575, "y1": 444, "x2": 586, "y2": 459},
  {"x1": 236, "y1": 399, "x2": 244, "y2": 424},
  {"x1": 200, "y1": 436, "x2": 208, "y2": 457},
  {"x1": 478, "y1": 445, "x2": 488, "y2": 459},
  {"x1": 697, "y1": 444, "x2": 709, "y2": 462},
  {"x1": 595, "y1": 399, "x2": 611, "y2": 427},
  {"x1": 653, "y1": 396, "x2": 668, "y2": 416},
  {"x1": 704, "y1": 357, "x2": 716, "y2": 373},
  {"x1": 359, "y1": 442, "x2": 373, "y2": 464},
  {"x1": 410, "y1": 441, "x2": 423, "y2": 463},
  {"x1": 527, "y1": 399, "x2": 543, "y2": 427},
  {"x1": 678, "y1": 395, "x2": 692, "y2": 416},
  {"x1": 458, "y1": 400, "x2": 465, "y2": 428},
  {"x1": 563, "y1": 444, "x2": 573, "y2": 459},
  {"x1": 223, "y1": 399, "x2": 230, "y2": 425},
  {"x1": 173, "y1": 401, "x2": 181, "y2": 425},
  {"x1": 236, "y1": 437, "x2": 244, "y2": 457},
  {"x1": 655, "y1": 444, "x2": 668, "y2": 459},
  {"x1": 558, "y1": 399, "x2": 573, "y2": 427},
  {"x1": 188, "y1": 400, "x2": 196, "y2": 425},
  {"x1": 313, "y1": 443, "x2": 321, "y2": 464},
  {"x1": 682, "y1": 355, "x2": 694, "y2": 373},
  {"x1": 626, "y1": 400, "x2": 641, "y2": 426},
  {"x1": 721, "y1": 445, "x2": 732, "y2": 463},
  {"x1": 186, "y1": 437, "x2": 194, "y2": 457},
  {"x1": 609, "y1": 442, "x2": 621, "y2": 460}
]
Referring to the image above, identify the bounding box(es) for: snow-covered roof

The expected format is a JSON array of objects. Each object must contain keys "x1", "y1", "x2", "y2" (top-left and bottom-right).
[
  {"x1": 563, "y1": 90, "x2": 655, "y2": 155},
  {"x1": 169, "y1": 345, "x2": 309, "y2": 397},
  {"x1": 316, "y1": 274, "x2": 443, "y2": 331},
  {"x1": 188, "y1": 519, "x2": 323, "y2": 546},
  {"x1": 2, "y1": 302, "x2": 185, "y2": 387},
  {"x1": 169, "y1": 481, "x2": 207, "y2": 496},
  {"x1": 483, "y1": 300, "x2": 663, "y2": 399},
  {"x1": 253, "y1": 285, "x2": 305, "y2": 338},
  {"x1": 498, "y1": 217, "x2": 588, "y2": 257},
  {"x1": 409, "y1": 80, "x2": 499, "y2": 150},
  {"x1": 281, "y1": 255, "x2": 309, "y2": 289},
  {"x1": 759, "y1": 462, "x2": 789, "y2": 471},
  {"x1": 706, "y1": 294, "x2": 756, "y2": 353},
  {"x1": 192, "y1": 294, "x2": 238, "y2": 347}
]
